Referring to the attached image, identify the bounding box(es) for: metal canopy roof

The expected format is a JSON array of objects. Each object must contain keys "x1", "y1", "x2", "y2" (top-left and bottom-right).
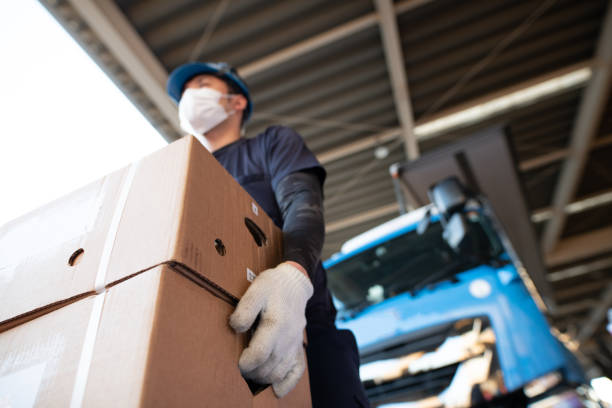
[{"x1": 41, "y1": 0, "x2": 612, "y2": 374}]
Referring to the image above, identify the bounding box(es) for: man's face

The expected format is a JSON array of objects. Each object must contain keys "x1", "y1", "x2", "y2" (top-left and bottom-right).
[{"x1": 182, "y1": 73, "x2": 246, "y2": 119}]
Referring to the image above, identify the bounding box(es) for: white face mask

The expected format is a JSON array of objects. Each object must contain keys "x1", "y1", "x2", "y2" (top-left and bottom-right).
[{"x1": 178, "y1": 87, "x2": 234, "y2": 144}]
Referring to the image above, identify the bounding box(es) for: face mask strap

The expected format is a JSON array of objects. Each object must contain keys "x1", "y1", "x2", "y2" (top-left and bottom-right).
[{"x1": 221, "y1": 94, "x2": 240, "y2": 118}]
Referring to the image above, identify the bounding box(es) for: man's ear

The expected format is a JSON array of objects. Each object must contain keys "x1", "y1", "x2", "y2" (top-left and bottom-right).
[{"x1": 232, "y1": 94, "x2": 247, "y2": 113}]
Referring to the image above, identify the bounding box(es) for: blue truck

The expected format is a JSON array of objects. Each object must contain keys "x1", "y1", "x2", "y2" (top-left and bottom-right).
[{"x1": 324, "y1": 178, "x2": 598, "y2": 407}]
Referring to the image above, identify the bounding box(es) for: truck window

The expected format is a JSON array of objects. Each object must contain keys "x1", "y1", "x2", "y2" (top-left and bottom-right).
[{"x1": 327, "y1": 214, "x2": 503, "y2": 315}]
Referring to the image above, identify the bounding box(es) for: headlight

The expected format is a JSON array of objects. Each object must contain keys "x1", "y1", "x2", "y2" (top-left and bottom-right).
[{"x1": 524, "y1": 372, "x2": 562, "y2": 398}]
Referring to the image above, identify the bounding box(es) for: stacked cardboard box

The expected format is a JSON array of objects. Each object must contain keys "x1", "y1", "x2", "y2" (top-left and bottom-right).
[{"x1": 0, "y1": 136, "x2": 311, "y2": 407}]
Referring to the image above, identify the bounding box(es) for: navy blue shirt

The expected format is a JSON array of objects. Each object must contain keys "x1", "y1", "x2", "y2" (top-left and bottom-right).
[{"x1": 213, "y1": 126, "x2": 335, "y2": 326}]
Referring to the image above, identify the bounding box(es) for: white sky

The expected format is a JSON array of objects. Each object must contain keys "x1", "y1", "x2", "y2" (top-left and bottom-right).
[{"x1": 0, "y1": 1, "x2": 168, "y2": 227}]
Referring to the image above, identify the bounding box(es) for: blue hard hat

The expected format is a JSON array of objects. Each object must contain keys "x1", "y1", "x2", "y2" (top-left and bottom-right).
[{"x1": 166, "y1": 62, "x2": 252, "y2": 122}]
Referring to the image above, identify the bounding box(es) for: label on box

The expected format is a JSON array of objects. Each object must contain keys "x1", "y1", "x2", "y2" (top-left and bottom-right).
[
  {"x1": 246, "y1": 268, "x2": 257, "y2": 282},
  {"x1": 251, "y1": 202, "x2": 258, "y2": 216}
]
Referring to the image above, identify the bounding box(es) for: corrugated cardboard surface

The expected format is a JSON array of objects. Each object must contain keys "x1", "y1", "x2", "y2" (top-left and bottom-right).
[
  {"x1": 0, "y1": 265, "x2": 311, "y2": 407},
  {"x1": 87, "y1": 264, "x2": 254, "y2": 406},
  {"x1": 0, "y1": 296, "x2": 96, "y2": 407},
  {"x1": 0, "y1": 136, "x2": 282, "y2": 328},
  {"x1": 105, "y1": 135, "x2": 282, "y2": 299},
  {"x1": 0, "y1": 168, "x2": 127, "y2": 325}
]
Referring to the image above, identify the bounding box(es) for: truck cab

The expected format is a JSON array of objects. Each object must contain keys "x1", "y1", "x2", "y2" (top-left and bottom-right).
[{"x1": 324, "y1": 178, "x2": 594, "y2": 407}]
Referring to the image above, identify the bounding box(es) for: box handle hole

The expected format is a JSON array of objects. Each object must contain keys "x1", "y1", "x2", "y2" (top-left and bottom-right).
[
  {"x1": 244, "y1": 377, "x2": 268, "y2": 395},
  {"x1": 244, "y1": 218, "x2": 267, "y2": 247},
  {"x1": 68, "y1": 248, "x2": 84, "y2": 266},
  {"x1": 214, "y1": 239, "x2": 226, "y2": 256}
]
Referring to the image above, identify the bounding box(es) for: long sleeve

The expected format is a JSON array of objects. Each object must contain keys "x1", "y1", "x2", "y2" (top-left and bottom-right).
[{"x1": 274, "y1": 170, "x2": 325, "y2": 278}]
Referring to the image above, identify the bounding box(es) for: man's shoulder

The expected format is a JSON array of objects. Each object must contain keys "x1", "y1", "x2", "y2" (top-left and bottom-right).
[{"x1": 253, "y1": 125, "x2": 304, "y2": 146}]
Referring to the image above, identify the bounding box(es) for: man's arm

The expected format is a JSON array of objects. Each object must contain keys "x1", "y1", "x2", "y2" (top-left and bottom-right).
[
  {"x1": 229, "y1": 129, "x2": 326, "y2": 398},
  {"x1": 273, "y1": 170, "x2": 325, "y2": 279},
  {"x1": 229, "y1": 170, "x2": 324, "y2": 397}
]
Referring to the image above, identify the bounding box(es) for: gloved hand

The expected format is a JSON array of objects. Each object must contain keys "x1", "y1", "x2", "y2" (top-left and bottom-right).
[{"x1": 229, "y1": 262, "x2": 313, "y2": 397}]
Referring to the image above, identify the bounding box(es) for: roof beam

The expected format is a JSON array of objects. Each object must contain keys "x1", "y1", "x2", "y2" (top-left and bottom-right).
[
  {"x1": 318, "y1": 122, "x2": 612, "y2": 170},
  {"x1": 238, "y1": 13, "x2": 376, "y2": 78},
  {"x1": 318, "y1": 130, "x2": 401, "y2": 165},
  {"x1": 326, "y1": 203, "x2": 399, "y2": 234},
  {"x1": 577, "y1": 283, "x2": 612, "y2": 343},
  {"x1": 546, "y1": 226, "x2": 612, "y2": 268},
  {"x1": 316, "y1": 127, "x2": 400, "y2": 164},
  {"x1": 547, "y1": 255, "x2": 612, "y2": 282},
  {"x1": 555, "y1": 280, "x2": 611, "y2": 301},
  {"x1": 64, "y1": 0, "x2": 180, "y2": 140},
  {"x1": 374, "y1": 0, "x2": 419, "y2": 160},
  {"x1": 315, "y1": 61, "x2": 592, "y2": 165},
  {"x1": 541, "y1": 7, "x2": 612, "y2": 254},
  {"x1": 414, "y1": 61, "x2": 592, "y2": 139},
  {"x1": 519, "y1": 134, "x2": 612, "y2": 171},
  {"x1": 238, "y1": 0, "x2": 431, "y2": 78},
  {"x1": 531, "y1": 188, "x2": 612, "y2": 223},
  {"x1": 325, "y1": 188, "x2": 612, "y2": 235},
  {"x1": 552, "y1": 299, "x2": 598, "y2": 317}
]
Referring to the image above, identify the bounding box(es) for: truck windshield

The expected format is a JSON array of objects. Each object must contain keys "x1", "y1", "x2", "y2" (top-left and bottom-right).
[{"x1": 326, "y1": 214, "x2": 503, "y2": 314}]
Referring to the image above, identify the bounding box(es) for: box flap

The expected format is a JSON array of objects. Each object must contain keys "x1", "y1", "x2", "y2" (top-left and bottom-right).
[
  {"x1": 0, "y1": 168, "x2": 127, "y2": 325},
  {"x1": 0, "y1": 296, "x2": 96, "y2": 407},
  {"x1": 0, "y1": 263, "x2": 311, "y2": 407},
  {"x1": 105, "y1": 136, "x2": 282, "y2": 299},
  {"x1": 84, "y1": 264, "x2": 258, "y2": 407}
]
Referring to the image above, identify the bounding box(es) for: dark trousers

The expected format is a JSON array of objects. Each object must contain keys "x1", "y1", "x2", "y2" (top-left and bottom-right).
[{"x1": 305, "y1": 325, "x2": 370, "y2": 408}]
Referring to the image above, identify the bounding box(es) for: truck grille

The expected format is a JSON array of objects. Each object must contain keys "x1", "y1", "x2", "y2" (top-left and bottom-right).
[{"x1": 365, "y1": 363, "x2": 459, "y2": 405}]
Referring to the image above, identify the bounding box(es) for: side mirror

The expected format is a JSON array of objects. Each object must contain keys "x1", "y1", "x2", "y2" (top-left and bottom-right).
[{"x1": 428, "y1": 177, "x2": 467, "y2": 215}]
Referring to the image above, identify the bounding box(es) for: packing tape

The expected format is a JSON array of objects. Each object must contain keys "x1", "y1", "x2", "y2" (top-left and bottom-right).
[
  {"x1": 94, "y1": 161, "x2": 140, "y2": 293},
  {"x1": 70, "y1": 161, "x2": 139, "y2": 407},
  {"x1": 85, "y1": 172, "x2": 112, "y2": 234},
  {"x1": 69, "y1": 293, "x2": 105, "y2": 408}
]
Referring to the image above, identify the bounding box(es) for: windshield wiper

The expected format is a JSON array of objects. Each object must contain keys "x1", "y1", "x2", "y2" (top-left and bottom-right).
[
  {"x1": 407, "y1": 259, "x2": 464, "y2": 295},
  {"x1": 339, "y1": 299, "x2": 376, "y2": 320}
]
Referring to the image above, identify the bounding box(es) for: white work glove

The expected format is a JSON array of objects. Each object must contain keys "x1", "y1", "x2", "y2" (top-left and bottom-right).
[{"x1": 229, "y1": 262, "x2": 313, "y2": 397}]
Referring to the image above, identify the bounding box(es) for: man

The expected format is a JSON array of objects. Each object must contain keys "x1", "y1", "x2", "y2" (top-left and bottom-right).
[{"x1": 167, "y1": 62, "x2": 369, "y2": 408}]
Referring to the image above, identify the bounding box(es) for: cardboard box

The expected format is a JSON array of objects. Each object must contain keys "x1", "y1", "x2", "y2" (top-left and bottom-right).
[
  {"x1": 0, "y1": 136, "x2": 282, "y2": 328},
  {"x1": 0, "y1": 264, "x2": 311, "y2": 407}
]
